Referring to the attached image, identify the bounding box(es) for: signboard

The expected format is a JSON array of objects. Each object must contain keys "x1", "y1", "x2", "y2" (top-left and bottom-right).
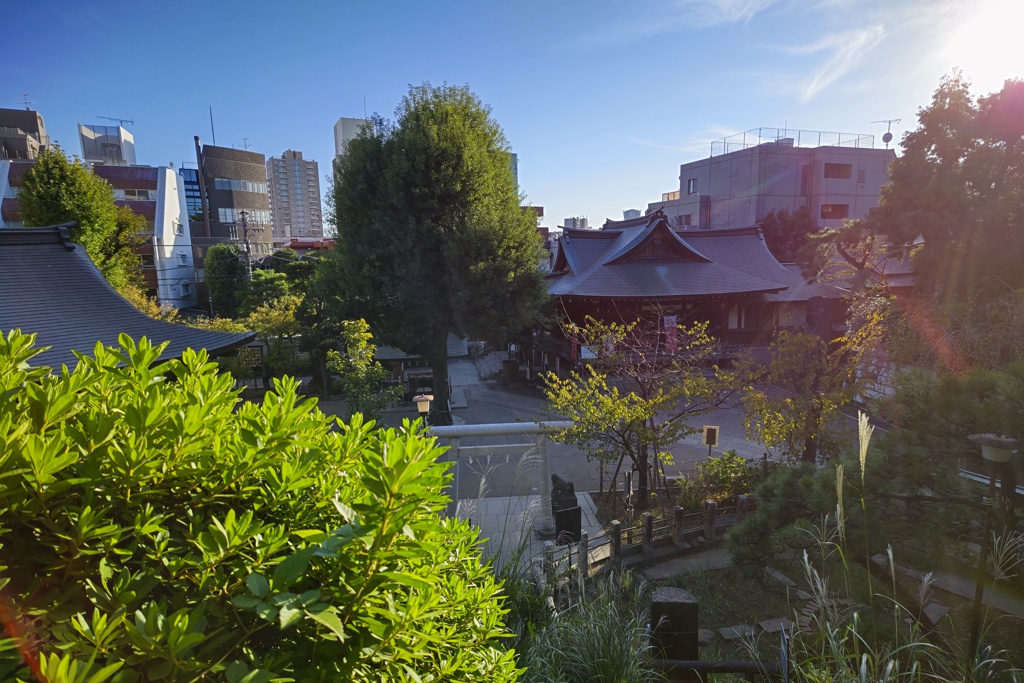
[{"x1": 702, "y1": 425, "x2": 719, "y2": 447}]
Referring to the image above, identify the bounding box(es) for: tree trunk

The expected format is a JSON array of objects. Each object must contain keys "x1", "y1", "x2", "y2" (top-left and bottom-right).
[
  {"x1": 637, "y1": 444, "x2": 650, "y2": 510},
  {"x1": 801, "y1": 408, "x2": 819, "y2": 463},
  {"x1": 427, "y1": 349, "x2": 453, "y2": 426}
]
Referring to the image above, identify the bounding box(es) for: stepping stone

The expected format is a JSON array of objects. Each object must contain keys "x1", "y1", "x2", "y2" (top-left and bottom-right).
[
  {"x1": 718, "y1": 624, "x2": 755, "y2": 641},
  {"x1": 758, "y1": 617, "x2": 795, "y2": 634},
  {"x1": 924, "y1": 602, "x2": 950, "y2": 623},
  {"x1": 765, "y1": 568, "x2": 796, "y2": 587},
  {"x1": 698, "y1": 629, "x2": 714, "y2": 646},
  {"x1": 793, "y1": 589, "x2": 813, "y2": 601}
]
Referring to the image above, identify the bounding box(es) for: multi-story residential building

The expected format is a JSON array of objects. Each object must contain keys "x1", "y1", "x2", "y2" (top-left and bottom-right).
[
  {"x1": 187, "y1": 139, "x2": 273, "y2": 272},
  {"x1": 562, "y1": 217, "x2": 589, "y2": 230},
  {"x1": 78, "y1": 124, "x2": 136, "y2": 166},
  {"x1": 623, "y1": 209, "x2": 642, "y2": 220},
  {"x1": 266, "y1": 150, "x2": 322, "y2": 242},
  {"x1": 0, "y1": 108, "x2": 51, "y2": 160},
  {"x1": 647, "y1": 128, "x2": 895, "y2": 231}
]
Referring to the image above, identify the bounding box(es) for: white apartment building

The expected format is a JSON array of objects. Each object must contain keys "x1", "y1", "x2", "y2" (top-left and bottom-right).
[
  {"x1": 266, "y1": 150, "x2": 322, "y2": 242},
  {"x1": 333, "y1": 117, "x2": 369, "y2": 159},
  {"x1": 648, "y1": 128, "x2": 896, "y2": 231}
]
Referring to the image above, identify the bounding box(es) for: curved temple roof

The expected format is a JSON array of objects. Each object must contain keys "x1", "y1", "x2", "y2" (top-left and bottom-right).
[
  {"x1": 0, "y1": 224, "x2": 255, "y2": 368},
  {"x1": 548, "y1": 212, "x2": 842, "y2": 302}
]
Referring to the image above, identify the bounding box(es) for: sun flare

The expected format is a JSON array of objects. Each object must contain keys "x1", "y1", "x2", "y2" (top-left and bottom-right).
[{"x1": 944, "y1": 0, "x2": 1024, "y2": 91}]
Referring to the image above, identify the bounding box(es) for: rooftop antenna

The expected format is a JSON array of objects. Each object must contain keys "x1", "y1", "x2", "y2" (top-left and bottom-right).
[
  {"x1": 19, "y1": 92, "x2": 34, "y2": 110},
  {"x1": 240, "y1": 137, "x2": 252, "y2": 151},
  {"x1": 872, "y1": 118, "x2": 901, "y2": 148},
  {"x1": 209, "y1": 106, "x2": 217, "y2": 146},
  {"x1": 97, "y1": 115, "x2": 135, "y2": 128}
]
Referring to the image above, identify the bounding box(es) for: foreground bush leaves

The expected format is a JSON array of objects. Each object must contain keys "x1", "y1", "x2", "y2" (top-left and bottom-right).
[{"x1": 0, "y1": 330, "x2": 518, "y2": 682}]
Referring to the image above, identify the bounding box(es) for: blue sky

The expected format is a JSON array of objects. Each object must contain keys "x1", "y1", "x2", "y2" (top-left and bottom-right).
[{"x1": 2, "y1": 0, "x2": 1021, "y2": 230}]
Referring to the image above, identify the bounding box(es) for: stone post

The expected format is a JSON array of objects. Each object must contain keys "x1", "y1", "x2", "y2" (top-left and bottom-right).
[
  {"x1": 543, "y1": 541, "x2": 555, "y2": 587},
  {"x1": 643, "y1": 512, "x2": 654, "y2": 554},
  {"x1": 673, "y1": 505, "x2": 686, "y2": 546},
  {"x1": 610, "y1": 520, "x2": 621, "y2": 563},
  {"x1": 704, "y1": 499, "x2": 717, "y2": 542},
  {"x1": 737, "y1": 494, "x2": 750, "y2": 522},
  {"x1": 578, "y1": 531, "x2": 589, "y2": 579},
  {"x1": 650, "y1": 587, "x2": 700, "y2": 664}
]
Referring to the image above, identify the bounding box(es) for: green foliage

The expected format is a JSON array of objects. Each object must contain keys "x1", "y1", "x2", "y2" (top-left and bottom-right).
[
  {"x1": 330, "y1": 83, "x2": 549, "y2": 424},
  {"x1": 675, "y1": 450, "x2": 767, "y2": 511},
  {"x1": 326, "y1": 319, "x2": 404, "y2": 423},
  {"x1": 513, "y1": 572, "x2": 657, "y2": 683},
  {"x1": 17, "y1": 146, "x2": 143, "y2": 293},
  {"x1": 203, "y1": 244, "x2": 248, "y2": 317},
  {"x1": 871, "y1": 74, "x2": 1024, "y2": 304},
  {"x1": 238, "y1": 270, "x2": 291, "y2": 317},
  {"x1": 759, "y1": 207, "x2": 818, "y2": 264},
  {"x1": 544, "y1": 317, "x2": 747, "y2": 507},
  {"x1": 744, "y1": 326, "x2": 878, "y2": 463},
  {"x1": 268, "y1": 247, "x2": 299, "y2": 274},
  {"x1": 0, "y1": 330, "x2": 517, "y2": 682}
]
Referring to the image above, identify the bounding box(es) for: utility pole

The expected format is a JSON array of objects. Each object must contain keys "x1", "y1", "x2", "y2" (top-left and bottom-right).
[{"x1": 237, "y1": 210, "x2": 263, "y2": 280}]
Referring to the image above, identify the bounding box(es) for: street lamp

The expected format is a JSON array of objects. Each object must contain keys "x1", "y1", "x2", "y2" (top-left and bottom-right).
[{"x1": 413, "y1": 394, "x2": 433, "y2": 418}]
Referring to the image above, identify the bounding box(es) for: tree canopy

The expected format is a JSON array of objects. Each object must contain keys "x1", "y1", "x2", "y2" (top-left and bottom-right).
[
  {"x1": 17, "y1": 146, "x2": 144, "y2": 292},
  {"x1": 864, "y1": 74, "x2": 1024, "y2": 303},
  {"x1": 204, "y1": 244, "x2": 248, "y2": 317},
  {"x1": 759, "y1": 207, "x2": 818, "y2": 264},
  {"x1": 0, "y1": 330, "x2": 517, "y2": 682},
  {"x1": 330, "y1": 83, "x2": 549, "y2": 424}
]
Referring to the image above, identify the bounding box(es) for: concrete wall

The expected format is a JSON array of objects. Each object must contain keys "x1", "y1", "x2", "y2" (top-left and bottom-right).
[{"x1": 154, "y1": 167, "x2": 198, "y2": 309}]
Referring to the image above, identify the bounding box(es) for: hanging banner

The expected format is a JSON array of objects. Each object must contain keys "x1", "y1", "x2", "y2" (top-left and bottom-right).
[{"x1": 664, "y1": 315, "x2": 678, "y2": 354}]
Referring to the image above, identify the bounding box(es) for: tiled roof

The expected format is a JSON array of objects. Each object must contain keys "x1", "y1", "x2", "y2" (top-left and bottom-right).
[
  {"x1": 0, "y1": 224, "x2": 255, "y2": 369},
  {"x1": 548, "y1": 214, "x2": 834, "y2": 300}
]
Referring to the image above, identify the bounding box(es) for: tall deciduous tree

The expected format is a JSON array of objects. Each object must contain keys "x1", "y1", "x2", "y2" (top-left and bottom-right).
[
  {"x1": 18, "y1": 147, "x2": 144, "y2": 292},
  {"x1": 330, "y1": 84, "x2": 548, "y2": 424},
  {"x1": 868, "y1": 74, "x2": 1024, "y2": 303}
]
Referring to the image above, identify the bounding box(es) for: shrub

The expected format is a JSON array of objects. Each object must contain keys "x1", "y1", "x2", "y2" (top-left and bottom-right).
[
  {"x1": 675, "y1": 450, "x2": 768, "y2": 511},
  {"x1": 0, "y1": 330, "x2": 517, "y2": 682}
]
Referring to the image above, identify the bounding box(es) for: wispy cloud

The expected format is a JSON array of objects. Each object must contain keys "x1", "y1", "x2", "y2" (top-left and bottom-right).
[
  {"x1": 622, "y1": 124, "x2": 741, "y2": 157},
  {"x1": 679, "y1": 0, "x2": 780, "y2": 26},
  {"x1": 799, "y1": 25, "x2": 886, "y2": 102}
]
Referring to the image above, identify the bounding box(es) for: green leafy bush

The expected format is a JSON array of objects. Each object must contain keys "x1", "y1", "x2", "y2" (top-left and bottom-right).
[
  {"x1": 0, "y1": 330, "x2": 517, "y2": 682},
  {"x1": 675, "y1": 450, "x2": 768, "y2": 511}
]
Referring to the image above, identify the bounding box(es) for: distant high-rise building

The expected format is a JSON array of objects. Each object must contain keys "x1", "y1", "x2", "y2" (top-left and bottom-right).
[
  {"x1": 563, "y1": 217, "x2": 589, "y2": 230},
  {"x1": 78, "y1": 124, "x2": 136, "y2": 166},
  {"x1": 266, "y1": 150, "x2": 322, "y2": 242},
  {"x1": 510, "y1": 152, "x2": 518, "y2": 187},
  {"x1": 623, "y1": 209, "x2": 641, "y2": 220},
  {"x1": 333, "y1": 117, "x2": 369, "y2": 160},
  {"x1": 0, "y1": 108, "x2": 50, "y2": 160}
]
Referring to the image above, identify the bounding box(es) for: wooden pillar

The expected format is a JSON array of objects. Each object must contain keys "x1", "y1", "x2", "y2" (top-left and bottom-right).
[
  {"x1": 610, "y1": 520, "x2": 621, "y2": 563},
  {"x1": 643, "y1": 512, "x2": 654, "y2": 554},
  {"x1": 578, "y1": 531, "x2": 590, "y2": 579},
  {"x1": 673, "y1": 505, "x2": 686, "y2": 546}
]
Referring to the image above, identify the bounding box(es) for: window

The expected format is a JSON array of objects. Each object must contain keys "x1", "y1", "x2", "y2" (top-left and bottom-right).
[
  {"x1": 141, "y1": 254, "x2": 155, "y2": 267},
  {"x1": 687, "y1": 178, "x2": 697, "y2": 195},
  {"x1": 217, "y1": 208, "x2": 271, "y2": 225},
  {"x1": 857, "y1": 169, "x2": 866, "y2": 184},
  {"x1": 820, "y1": 204, "x2": 849, "y2": 220},
  {"x1": 124, "y1": 189, "x2": 152, "y2": 200},
  {"x1": 181, "y1": 283, "x2": 192, "y2": 296},
  {"x1": 178, "y1": 252, "x2": 188, "y2": 266},
  {"x1": 823, "y1": 163, "x2": 852, "y2": 179},
  {"x1": 213, "y1": 178, "x2": 267, "y2": 193},
  {"x1": 173, "y1": 221, "x2": 184, "y2": 235}
]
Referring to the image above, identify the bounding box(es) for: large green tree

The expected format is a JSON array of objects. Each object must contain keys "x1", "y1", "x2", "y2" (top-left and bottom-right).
[
  {"x1": 18, "y1": 147, "x2": 144, "y2": 292},
  {"x1": 330, "y1": 84, "x2": 548, "y2": 424},
  {"x1": 862, "y1": 74, "x2": 1024, "y2": 304},
  {"x1": 759, "y1": 207, "x2": 818, "y2": 264}
]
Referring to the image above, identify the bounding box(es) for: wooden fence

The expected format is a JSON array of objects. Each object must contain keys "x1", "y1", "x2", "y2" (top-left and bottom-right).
[{"x1": 536, "y1": 494, "x2": 756, "y2": 588}]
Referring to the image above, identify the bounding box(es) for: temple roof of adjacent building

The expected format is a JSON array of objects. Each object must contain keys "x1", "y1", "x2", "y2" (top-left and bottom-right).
[
  {"x1": 547, "y1": 212, "x2": 843, "y2": 302},
  {"x1": 0, "y1": 224, "x2": 255, "y2": 368}
]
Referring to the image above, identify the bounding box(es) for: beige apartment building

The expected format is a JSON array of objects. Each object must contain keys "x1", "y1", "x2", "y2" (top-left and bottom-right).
[{"x1": 266, "y1": 150, "x2": 323, "y2": 242}]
